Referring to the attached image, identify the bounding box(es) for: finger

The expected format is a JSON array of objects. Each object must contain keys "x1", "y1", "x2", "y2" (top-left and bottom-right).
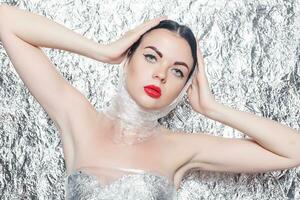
[
  {"x1": 144, "y1": 16, "x2": 167, "y2": 26},
  {"x1": 196, "y1": 43, "x2": 205, "y2": 74},
  {"x1": 139, "y1": 16, "x2": 167, "y2": 32},
  {"x1": 196, "y1": 42, "x2": 204, "y2": 63},
  {"x1": 187, "y1": 85, "x2": 193, "y2": 97},
  {"x1": 127, "y1": 15, "x2": 167, "y2": 37},
  {"x1": 188, "y1": 79, "x2": 195, "y2": 94},
  {"x1": 189, "y1": 78, "x2": 200, "y2": 101},
  {"x1": 137, "y1": 18, "x2": 158, "y2": 29},
  {"x1": 124, "y1": 16, "x2": 167, "y2": 41},
  {"x1": 157, "y1": 15, "x2": 168, "y2": 21},
  {"x1": 119, "y1": 16, "x2": 168, "y2": 55},
  {"x1": 192, "y1": 75, "x2": 199, "y2": 88}
]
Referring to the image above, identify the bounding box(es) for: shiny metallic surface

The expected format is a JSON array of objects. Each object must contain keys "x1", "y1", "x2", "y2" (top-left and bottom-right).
[
  {"x1": 66, "y1": 169, "x2": 176, "y2": 200},
  {"x1": 0, "y1": 0, "x2": 299, "y2": 199}
]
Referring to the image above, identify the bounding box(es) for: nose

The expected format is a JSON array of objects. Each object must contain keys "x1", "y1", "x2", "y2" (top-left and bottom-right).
[{"x1": 152, "y1": 63, "x2": 168, "y2": 84}]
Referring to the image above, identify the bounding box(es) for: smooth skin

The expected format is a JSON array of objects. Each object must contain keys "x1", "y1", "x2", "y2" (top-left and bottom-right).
[
  {"x1": 0, "y1": 5, "x2": 299, "y2": 190},
  {"x1": 124, "y1": 28, "x2": 194, "y2": 110}
]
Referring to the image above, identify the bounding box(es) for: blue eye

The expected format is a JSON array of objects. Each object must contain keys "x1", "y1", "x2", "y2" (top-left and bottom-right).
[
  {"x1": 144, "y1": 54, "x2": 184, "y2": 78},
  {"x1": 144, "y1": 54, "x2": 156, "y2": 62},
  {"x1": 173, "y1": 68, "x2": 184, "y2": 78}
]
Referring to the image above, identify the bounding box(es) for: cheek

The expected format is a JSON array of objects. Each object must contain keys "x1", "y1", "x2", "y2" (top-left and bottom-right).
[
  {"x1": 162, "y1": 81, "x2": 182, "y2": 103},
  {"x1": 127, "y1": 65, "x2": 142, "y2": 83},
  {"x1": 127, "y1": 58, "x2": 151, "y2": 82},
  {"x1": 170, "y1": 87, "x2": 182, "y2": 100},
  {"x1": 125, "y1": 62, "x2": 148, "y2": 93}
]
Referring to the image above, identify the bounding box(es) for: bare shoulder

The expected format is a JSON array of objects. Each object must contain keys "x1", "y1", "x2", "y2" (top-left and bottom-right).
[
  {"x1": 159, "y1": 126, "x2": 205, "y2": 154},
  {"x1": 158, "y1": 127, "x2": 201, "y2": 166},
  {"x1": 158, "y1": 127, "x2": 210, "y2": 187},
  {"x1": 57, "y1": 92, "x2": 106, "y2": 173}
]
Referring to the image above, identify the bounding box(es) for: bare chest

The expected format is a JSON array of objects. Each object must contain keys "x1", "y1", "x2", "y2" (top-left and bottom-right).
[{"x1": 68, "y1": 115, "x2": 182, "y2": 181}]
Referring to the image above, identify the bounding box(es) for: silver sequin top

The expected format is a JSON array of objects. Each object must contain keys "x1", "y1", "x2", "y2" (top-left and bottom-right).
[{"x1": 65, "y1": 167, "x2": 177, "y2": 200}]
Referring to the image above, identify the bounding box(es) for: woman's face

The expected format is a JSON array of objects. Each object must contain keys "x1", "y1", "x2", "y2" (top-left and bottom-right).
[{"x1": 124, "y1": 28, "x2": 194, "y2": 110}]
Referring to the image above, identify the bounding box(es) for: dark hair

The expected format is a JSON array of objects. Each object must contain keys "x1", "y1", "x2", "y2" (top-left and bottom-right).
[{"x1": 126, "y1": 20, "x2": 198, "y2": 84}]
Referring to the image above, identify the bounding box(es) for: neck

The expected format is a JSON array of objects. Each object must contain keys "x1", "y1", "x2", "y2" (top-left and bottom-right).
[{"x1": 101, "y1": 57, "x2": 192, "y2": 145}]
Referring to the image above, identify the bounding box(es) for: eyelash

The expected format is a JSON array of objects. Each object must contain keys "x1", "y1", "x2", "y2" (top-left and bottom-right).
[{"x1": 143, "y1": 54, "x2": 184, "y2": 78}]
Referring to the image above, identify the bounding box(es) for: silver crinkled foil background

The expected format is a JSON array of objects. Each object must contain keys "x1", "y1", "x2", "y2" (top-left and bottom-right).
[{"x1": 0, "y1": 0, "x2": 299, "y2": 199}]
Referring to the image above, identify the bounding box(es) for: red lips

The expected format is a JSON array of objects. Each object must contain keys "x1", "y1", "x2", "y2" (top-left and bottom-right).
[{"x1": 144, "y1": 85, "x2": 161, "y2": 98}]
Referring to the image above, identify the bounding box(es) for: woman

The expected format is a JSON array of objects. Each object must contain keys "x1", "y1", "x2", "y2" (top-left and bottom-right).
[{"x1": 0, "y1": 4, "x2": 299, "y2": 200}]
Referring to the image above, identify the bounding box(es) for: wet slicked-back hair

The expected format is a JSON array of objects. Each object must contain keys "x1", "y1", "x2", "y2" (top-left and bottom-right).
[{"x1": 126, "y1": 20, "x2": 198, "y2": 84}]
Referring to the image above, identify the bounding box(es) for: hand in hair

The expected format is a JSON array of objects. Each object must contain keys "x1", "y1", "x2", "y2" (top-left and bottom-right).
[
  {"x1": 187, "y1": 41, "x2": 217, "y2": 116},
  {"x1": 104, "y1": 16, "x2": 167, "y2": 64}
]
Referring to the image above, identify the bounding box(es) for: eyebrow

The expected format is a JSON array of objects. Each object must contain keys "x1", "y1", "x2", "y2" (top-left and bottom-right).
[{"x1": 144, "y1": 46, "x2": 190, "y2": 71}]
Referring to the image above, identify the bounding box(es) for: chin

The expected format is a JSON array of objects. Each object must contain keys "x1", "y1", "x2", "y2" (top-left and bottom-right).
[
  {"x1": 126, "y1": 85, "x2": 165, "y2": 110},
  {"x1": 133, "y1": 95, "x2": 163, "y2": 111}
]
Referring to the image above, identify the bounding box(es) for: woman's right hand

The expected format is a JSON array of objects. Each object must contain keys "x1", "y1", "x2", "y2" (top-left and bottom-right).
[{"x1": 102, "y1": 16, "x2": 167, "y2": 64}]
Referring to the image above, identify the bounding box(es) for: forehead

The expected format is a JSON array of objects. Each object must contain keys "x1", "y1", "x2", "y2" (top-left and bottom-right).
[{"x1": 139, "y1": 29, "x2": 193, "y2": 68}]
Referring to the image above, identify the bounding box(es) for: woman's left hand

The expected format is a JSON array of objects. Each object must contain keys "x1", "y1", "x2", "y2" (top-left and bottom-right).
[{"x1": 187, "y1": 41, "x2": 218, "y2": 116}]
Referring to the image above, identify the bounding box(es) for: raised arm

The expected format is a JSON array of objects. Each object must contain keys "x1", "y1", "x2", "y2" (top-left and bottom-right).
[
  {"x1": 0, "y1": 4, "x2": 110, "y2": 62},
  {"x1": 0, "y1": 5, "x2": 167, "y2": 173},
  {"x1": 0, "y1": 4, "x2": 166, "y2": 129},
  {"x1": 181, "y1": 40, "x2": 300, "y2": 174},
  {"x1": 205, "y1": 103, "x2": 300, "y2": 160}
]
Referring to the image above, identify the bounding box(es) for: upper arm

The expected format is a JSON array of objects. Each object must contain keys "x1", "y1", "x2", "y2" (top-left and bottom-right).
[
  {"x1": 0, "y1": 8, "x2": 100, "y2": 173},
  {"x1": 0, "y1": 25, "x2": 88, "y2": 131},
  {"x1": 1, "y1": 28, "x2": 96, "y2": 173},
  {"x1": 183, "y1": 133, "x2": 300, "y2": 173}
]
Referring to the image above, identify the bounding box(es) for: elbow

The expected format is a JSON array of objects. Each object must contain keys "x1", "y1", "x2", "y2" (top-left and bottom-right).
[
  {"x1": 0, "y1": 5, "x2": 6, "y2": 35},
  {"x1": 292, "y1": 158, "x2": 300, "y2": 168},
  {"x1": 294, "y1": 134, "x2": 300, "y2": 163},
  {"x1": 287, "y1": 130, "x2": 300, "y2": 162},
  {"x1": 0, "y1": 4, "x2": 12, "y2": 13},
  {"x1": 0, "y1": 4, "x2": 12, "y2": 41},
  {"x1": 0, "y1": 4, "x2": 9, "y2": 21}
]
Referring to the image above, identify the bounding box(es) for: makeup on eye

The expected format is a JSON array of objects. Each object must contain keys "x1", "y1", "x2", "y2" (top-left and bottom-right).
[
  {"x1": 143, "y1": 54, "x2": 185, "y2": 78},
  {"x1": 144, "y1": 54, "x2": 157, "y2": 62},
  {"x1": 144, "y1": 46, "x2": 190, "y2": 72}
]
